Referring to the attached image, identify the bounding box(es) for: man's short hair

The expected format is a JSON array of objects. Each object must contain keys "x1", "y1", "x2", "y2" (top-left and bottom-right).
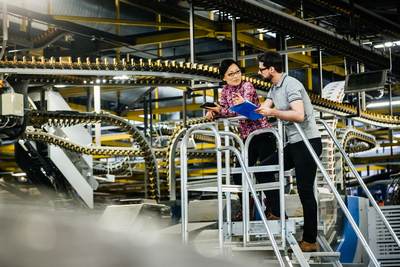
[{"x1": 258, "y1": 51, "x2": 283, "y2": 73}]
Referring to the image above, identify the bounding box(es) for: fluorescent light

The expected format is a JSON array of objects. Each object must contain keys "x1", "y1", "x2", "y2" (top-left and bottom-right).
[
  {"x1": 384, "y1": 42, "x2": 393, "y2": 47},
  {"x1": 113, "y1": 75, "x2": 130, "y2": 80},
  {"x1": 54, "y1": 84, "x2": 67, "y2": 88},
  {"x1": 266, "y1": 32, "x2": 276, "y2": 38},
  {"x1": 374, "y1": 40, "x2": 400, "y2": 49},
  {"x1": 367, "y1": 100, "x2": 400, "y2": 108},
  {"x1": 11, "y1": 172, "x2": 26, "y2": 177}
]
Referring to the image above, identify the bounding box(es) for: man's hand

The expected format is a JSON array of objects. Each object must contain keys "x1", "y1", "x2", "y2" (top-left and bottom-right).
[
  {"x1": 232, "y1": 93, "x2": 245, "y2": 105},
  {"x1": 255, "y1": 106, "x2": 275, "y2": 117}
]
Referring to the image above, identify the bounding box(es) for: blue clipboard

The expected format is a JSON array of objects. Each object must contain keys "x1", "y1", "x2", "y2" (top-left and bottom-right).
[{"x1": 229, "y1": 100, "x2": 263, "y2": 121}]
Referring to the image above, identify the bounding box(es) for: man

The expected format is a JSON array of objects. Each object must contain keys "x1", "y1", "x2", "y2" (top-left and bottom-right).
[{"x1": 255, "y1": 51, "x2": 322, "y2": 252}]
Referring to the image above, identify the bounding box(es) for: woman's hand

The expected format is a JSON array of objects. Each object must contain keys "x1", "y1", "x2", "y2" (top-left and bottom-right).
[
  {"x1": 205, "y1": 110, "x2": 216, "y2": 120},
  {"x1": 232, "y1": 93, "x2": 245, "y2": 105},
  {"x1": 205, "y1": 103, "x2": 221, "y2": 113}
]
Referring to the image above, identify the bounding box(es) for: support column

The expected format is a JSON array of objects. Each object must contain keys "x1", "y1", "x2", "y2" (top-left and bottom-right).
[
  {"x1": 143, "y1": 94, "x2": 148, "y2": 137},
  {"x1": 316, "y1": 47, "x2": 323, "y2": 95},
  {"x1": 94, "y1": 85, "x2": 101, "y2": 146},
  {"x1": 86, "y1": 88, "x2": 92, "y2": 112},
  {"x1": 359, "y1": 64, "x2": 366, "y2": 111},
  {"x1": 389, "y1": 83, "x2": 393, "y2": 161},
  {"x1": 306, "y1": 58, "x2": 313, "y2": 90},
  {"x1": 231, "y1": 17, "x2": 237, "y2": 61},
  {"x1": 189, "y1": 1, "x2": 195, "y2": 64},
  {"x1": 188, "y1": 1, "x2": 195, "y2": 127},
  {"x1": 240, "y1": 43, "x2": 246, "y2": 67},
  {"x1": 183, "y1": 90, "x2": 188, "y2": 127},
  {"x1": 149, "y1": 89, "x2": 153, "y2": 146},
  {"x1": 276, "y1": 33, "x2": 287, "y2": 72},
  {"x1": 115, "y1": 0, "x2": 121, "y2": 61}
]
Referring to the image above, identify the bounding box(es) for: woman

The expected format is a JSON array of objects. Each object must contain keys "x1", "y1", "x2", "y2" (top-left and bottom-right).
[{"x1": 205, "y1": 59, "x2": 276, "y2": 220}]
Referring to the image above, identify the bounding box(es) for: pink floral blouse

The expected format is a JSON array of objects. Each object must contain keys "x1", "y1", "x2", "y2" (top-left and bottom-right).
[{"x1": 218, "y1": 81, "x2": 271, "y2": 139}]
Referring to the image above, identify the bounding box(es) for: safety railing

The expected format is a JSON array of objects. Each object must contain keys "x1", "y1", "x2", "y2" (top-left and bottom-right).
[
  {"x1": 179, "y1": 120, "x2": 286, "y2": 267},
  {"x1": 294, "y1": 122, "x2": 380, "y2": 267},
  {"x1": 179, "y1": 123, "x2": 223, "y2": 247},
  {"x1": 218, "y1": 145, "x2": 285, "y2": 267},
  {"x1": 318, "y1": 119, "x2": 400, "y2": 250}
]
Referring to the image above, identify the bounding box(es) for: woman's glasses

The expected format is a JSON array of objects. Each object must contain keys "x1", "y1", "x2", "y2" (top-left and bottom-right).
[{"x1": 226, "y1": 69, "x2": 241, "y2": 77}]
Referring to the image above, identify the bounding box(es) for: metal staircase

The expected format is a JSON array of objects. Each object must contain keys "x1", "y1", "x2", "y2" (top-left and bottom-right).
[{"x1": 174, "y1": 117, "x2": 399, "y2": 267}]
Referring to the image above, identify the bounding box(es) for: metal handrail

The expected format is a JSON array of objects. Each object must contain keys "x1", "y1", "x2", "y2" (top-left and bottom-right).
[
  {"x1": 294, "y1": 122, "x2": 380, "y2": 267},
  {"x1": 180, "y1": 123, "x2": 223, "y2": 249},
  {"x1": 243, "y1": 120, "x2": 286, "y2": 248},
  {"x1": 318, "y1": 119, "x2": 400, "y2": 248},
  {"x1": 218, "y1": 145, "x2": 285, "y2": 267}
]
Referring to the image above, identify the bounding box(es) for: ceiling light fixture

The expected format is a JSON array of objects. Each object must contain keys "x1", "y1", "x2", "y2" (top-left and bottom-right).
[{"x1": 366, "y1": 100, "x2": 400, "y2": 108}]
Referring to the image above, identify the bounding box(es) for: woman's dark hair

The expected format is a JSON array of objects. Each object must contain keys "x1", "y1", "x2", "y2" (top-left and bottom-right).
[
  {"x1": 257, "y1": 51, "x2": 283, "y2": 73},
  {"x1": 219, "y1": 59, "x2": 240, "y2": 78}
]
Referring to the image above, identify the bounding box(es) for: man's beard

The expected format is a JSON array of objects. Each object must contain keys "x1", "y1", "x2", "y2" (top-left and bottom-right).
[{"x1": 263, "y1": 75, "x2": 272, "y2": 82}]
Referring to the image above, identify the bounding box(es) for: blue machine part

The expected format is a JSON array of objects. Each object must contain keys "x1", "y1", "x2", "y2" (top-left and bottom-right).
[{"x1": 337, "y1": 196, "x2": 360, "y2": 262}]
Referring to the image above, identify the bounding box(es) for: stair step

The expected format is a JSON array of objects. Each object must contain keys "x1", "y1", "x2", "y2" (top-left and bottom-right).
[
  {"x1": 225, "y1": 240, "x2": 284, "y2": 251},
  {"x1": 159, "y1": 222, "x2": 215, "y2": 234},
  {"x1": 303, "y1": 251, "x2": 341, "y2": 258},
  {"x1": 231, "y1": 246, "x2": 275, "y2": 251},
  {"x1": 225, "y1": 219, "x2": 296, "y2": 236}
]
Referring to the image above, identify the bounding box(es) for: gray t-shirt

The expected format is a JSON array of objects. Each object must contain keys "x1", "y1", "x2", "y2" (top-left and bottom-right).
[{"x1": 267, "y1": 73, "x2": 320, "y2": 144}]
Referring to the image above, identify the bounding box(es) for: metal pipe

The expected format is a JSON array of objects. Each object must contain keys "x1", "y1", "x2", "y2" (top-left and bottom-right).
[
  {"x1": 294, "y1": 123, "x2": 380, "y2": 267},
  {"x1": 183, "y1": 90, "x2": 187, "y2": 127},
  {"x1": 277, "y1": 120, "x2": 285, "y2": 249},
  {"x1": 143, "y1": 94, "x2": 148, "y2": 137},
  {"x1": 317, "y1": 47, "x2": 323, "y2": 95},
  {"x1": 231, "y1": 17, "x2": 237, "y2": 61},
  {"x1": 284, "y1": 38, "x2": 288, "y2": 73},
  {"x1": 94, "y1": 85, "x2": 101, "y2": 146},
  {"x1": 115, "y1": 0, "x2": 121, "y2": 60},
  {"x1": 389, "y1": 83, "x2": 393, "y2": 159},
  {"x1": 218, "y1": 146, "x2": 285, "y2": 267},
  {"x1": 0, "y1": 2, "x2": 8, "y2": 60},
  {"x1": 189, "y1": 1, "x2": 195, "y2": 64},
  {"x1": 149, "y1": 89, "x2": 153, "y2": 146},
  {"x1": 318, "y1": 119, "x2": 400, "y2": 249},
  {"x1": 223, "y1": 120, "x2": 232, "y2": 239}
]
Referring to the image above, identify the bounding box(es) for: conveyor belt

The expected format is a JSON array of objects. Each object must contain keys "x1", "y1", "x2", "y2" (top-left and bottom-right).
[
  {"x1": 193, "y1": 0, "x2": 389, "y2": 69},
  {"x1": 25, "y1": 110, "x2": 160, "y2": 200}
]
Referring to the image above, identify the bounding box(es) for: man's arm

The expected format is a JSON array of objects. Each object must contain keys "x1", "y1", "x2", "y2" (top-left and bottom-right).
[
  {"x1": 256, "y1": 100, "x2": 305, "y2": 122},
  {"x1": 273, "y1": 100, "x2": 305, "y2": 122}
]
